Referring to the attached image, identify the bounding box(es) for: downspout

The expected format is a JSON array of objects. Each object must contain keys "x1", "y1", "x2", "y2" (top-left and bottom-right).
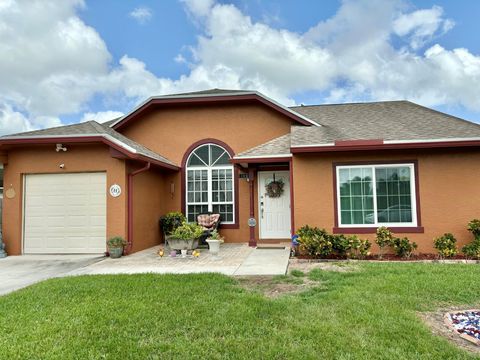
[{"x1": 125, "y1": 162, "x2": 151, "y2": 254}]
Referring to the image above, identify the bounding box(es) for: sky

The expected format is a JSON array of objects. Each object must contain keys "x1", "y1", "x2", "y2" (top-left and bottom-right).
[{"x1": 1, "y1": 0, "x2": 480, "y2": 135}]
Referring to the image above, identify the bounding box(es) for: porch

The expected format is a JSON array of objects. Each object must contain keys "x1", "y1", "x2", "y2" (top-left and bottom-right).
[{"x1": 69, "y1": 244, "x2": 291, "y2": 276}]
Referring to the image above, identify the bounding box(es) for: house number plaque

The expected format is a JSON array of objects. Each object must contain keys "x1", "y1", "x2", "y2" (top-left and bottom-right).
[
  {"x1": 248, "y1": 217, "x2": 256, "y2": 227},
  {"x1": 109, "y1": 184, "x2": 122, "y2": 197}
]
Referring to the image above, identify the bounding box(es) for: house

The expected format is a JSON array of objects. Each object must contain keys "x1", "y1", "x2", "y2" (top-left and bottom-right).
[{"x1": 1, "y1": 89, "x2": 480, "y2": 255}]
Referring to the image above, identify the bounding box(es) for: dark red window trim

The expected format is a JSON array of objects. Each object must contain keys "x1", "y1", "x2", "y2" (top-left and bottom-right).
[
  {"x1": 332, "y1": 159, "x2": 423, "y2": 234},
  {"x1": 181, "y1": 138, "x2": 239, "y2": 229}
]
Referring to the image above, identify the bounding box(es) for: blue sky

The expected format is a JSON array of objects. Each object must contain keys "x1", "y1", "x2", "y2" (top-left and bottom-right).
[{"x1": 1, "y1": 0, "x2": 480, "y2": 134}]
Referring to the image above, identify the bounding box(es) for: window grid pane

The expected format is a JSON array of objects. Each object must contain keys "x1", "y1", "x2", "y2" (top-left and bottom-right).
[
  {"x1": 186, "y1": 144, "x2": 235, "y2": 224},
  {"x1": 338, "y1": 165, "x2": 414, "y2": 226}
]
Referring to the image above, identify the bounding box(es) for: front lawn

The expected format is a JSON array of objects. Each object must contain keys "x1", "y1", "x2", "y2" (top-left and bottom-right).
[{"x1": 1, "y1": 263, "x2": 480, "y2": 359}]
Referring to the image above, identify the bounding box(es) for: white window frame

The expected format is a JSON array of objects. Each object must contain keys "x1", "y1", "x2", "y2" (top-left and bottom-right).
[
  {"x1": 336, "y1": 163, "x2": 417, "y2": 228},
  {"x1": 186, "y1": 144, "x2": 235, "y2": 224}
]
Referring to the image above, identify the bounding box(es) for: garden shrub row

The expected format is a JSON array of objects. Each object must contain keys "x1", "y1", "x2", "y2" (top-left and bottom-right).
[
  {"x1": 434, "y1": 219, "x2": 480, "y2": 259},
  {"x1": 296, "y1": 225, "x2": 417, "y2": 259},
  {"x1": 296, "y1": 218, "x2": 480, "y2": 260}
]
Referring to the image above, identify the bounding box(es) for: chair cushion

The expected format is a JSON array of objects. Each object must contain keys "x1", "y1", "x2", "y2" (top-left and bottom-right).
[{"x1": 197, "y1": 214, "x2": 220, "y2": 230}]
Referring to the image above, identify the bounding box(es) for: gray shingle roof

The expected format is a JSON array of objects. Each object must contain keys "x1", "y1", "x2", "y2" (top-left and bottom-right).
[
  {"x1": 3, "y1": 121, "x2": 177, "y2": 167},
  {"x1": 236, "y1": 133, "x2": 291, "y2": 158},
  {"x1": 290, "y1": 101, "x2": 480, "y2": 146}
]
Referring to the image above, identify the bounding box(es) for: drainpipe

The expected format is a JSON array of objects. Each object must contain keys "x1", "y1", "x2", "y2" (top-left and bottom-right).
[{"x1": 125, "y1": 162, "x2": 151, "y2": 254}]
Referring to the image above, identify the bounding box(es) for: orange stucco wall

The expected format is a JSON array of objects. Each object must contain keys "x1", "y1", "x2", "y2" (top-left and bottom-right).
[
  {"x1": 2, "y1": 144, "x2": 127, "y2": 255},
  {"x1": 120, "y1": 103, "x2": 295, "y2": 243},
  {"x1": 293, "y1": 149, "x2": 480, "y2": 253},
  {"x1": 131, "y1": 165, "x2": 166, "y2": 253}
]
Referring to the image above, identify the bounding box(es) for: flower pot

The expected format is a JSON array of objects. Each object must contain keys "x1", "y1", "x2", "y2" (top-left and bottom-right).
[
  {"x1": 206, "y1": 239, "x2": 222, "y2": 256},
  {"x1": 166, "y1": 236, "x2": 199, "y2": 251},
  {"x1": 108, "y1": 246, "x2": 123, "y2": 259},
  {"x1": 181, "y1": 249, "x2": 188, "y2": 257}
]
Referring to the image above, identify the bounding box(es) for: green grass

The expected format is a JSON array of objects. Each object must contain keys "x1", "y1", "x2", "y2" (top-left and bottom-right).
[{"x1": 1, "y1": 263, "x2": 480, "y2": 359}]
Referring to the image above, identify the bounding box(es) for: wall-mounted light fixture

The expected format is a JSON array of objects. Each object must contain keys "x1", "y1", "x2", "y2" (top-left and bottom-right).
[{"x1": 56, "y1": 143, "x2": 67, "y2": 152}]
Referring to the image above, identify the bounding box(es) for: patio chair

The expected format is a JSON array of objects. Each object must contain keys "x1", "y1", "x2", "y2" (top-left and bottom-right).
[{"x1": 197, "y1": 213, "x2": 221, "y2": 246}]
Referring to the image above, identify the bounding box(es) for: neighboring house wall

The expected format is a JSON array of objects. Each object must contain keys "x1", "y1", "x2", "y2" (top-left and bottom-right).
[
  {"x1": 2, "y1": 144, "x2": 127, "y2": 255},
  {"x1": 293, "y1": 148, "x2": 480, "y2": 253},
  {"x1": 119, "y1": 103, "x2": 296, "y2": 242},
  {"x1": 131, "y1": 166, "x2": 166, "y2": 253}
]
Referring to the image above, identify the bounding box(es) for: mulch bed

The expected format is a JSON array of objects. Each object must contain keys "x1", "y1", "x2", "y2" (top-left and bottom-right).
[{"x1": 295, "y1": 253, "x2": 474, "y2": 262}]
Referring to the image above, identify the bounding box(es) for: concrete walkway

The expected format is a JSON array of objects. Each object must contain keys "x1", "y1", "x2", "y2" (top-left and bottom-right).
[
  {"x1": 0, "y1": 255, "x2": 103, "y2": 296},
  {"x1": 70, "y1": 244, "x2": 290, "y2": 276}
]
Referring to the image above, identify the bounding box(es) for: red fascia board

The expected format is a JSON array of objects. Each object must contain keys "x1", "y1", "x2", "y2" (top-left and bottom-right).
[
  {"x1": 0, "y1": 136, "x2": 179, "y2": 171},
  {"x1": 291, "y1": 140, "x2": 480, "y2": 153},
  {"x1": 113, "y1": 94, "x2": 313, "y2": 130},
  {"x1": 230, "y1": 156, "x2": 292, "y2": 164},
  {"x1": 334, "y1": 139, "x2": 383, "y2": 146}
]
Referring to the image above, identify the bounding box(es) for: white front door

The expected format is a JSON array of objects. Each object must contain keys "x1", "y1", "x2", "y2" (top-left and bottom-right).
[{"x1": 258, "y1": 171, "x2": 291, "y2": 239}]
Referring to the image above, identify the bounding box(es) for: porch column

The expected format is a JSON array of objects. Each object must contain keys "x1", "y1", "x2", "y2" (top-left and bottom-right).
[{"x1": 248, "y1": 167, "x2": 257, "y2": 247}]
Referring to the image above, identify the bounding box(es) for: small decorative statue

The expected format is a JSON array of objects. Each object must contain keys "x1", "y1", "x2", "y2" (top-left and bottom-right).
[{"x1": 0, "y1": 229, "x2": 6, "y2": 258}]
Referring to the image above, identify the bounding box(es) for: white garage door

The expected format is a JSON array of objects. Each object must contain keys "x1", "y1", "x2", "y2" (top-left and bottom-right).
[{"x1": 24, "y1": 172, "x2": 107, "y2": 254}]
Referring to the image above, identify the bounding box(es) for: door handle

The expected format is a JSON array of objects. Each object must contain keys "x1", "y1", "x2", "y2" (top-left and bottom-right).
[{"x1": 260, "y1": 201, "x2": 264, "y2": 219}]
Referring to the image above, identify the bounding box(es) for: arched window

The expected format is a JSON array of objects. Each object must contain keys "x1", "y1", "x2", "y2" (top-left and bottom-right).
[{"x1": 186, "y1": 143, "x2": 234, "y2": 223}]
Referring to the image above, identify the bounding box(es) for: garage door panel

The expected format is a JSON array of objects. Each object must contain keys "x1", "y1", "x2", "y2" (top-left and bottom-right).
[{"x1": 24, "y1": 173, "x2": 107, "y2": 254}]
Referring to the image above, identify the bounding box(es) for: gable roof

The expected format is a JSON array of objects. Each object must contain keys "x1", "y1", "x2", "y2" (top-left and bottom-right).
[
  {"x1": 0, "y1": 121, "x2": 178, "y2": 169},
  {"x1": 110, "y1": 89, "x2": 320, "y2": 129},
  {"x1": 290, "y1": 101, "x2": 480, "y2": 147},
  {"x1": 235, "y1": 100, "x2": 480, "y2": 158}
]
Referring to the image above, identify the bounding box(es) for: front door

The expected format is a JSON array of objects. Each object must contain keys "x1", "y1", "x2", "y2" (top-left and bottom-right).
[{"x1": 258, "y1": 171, "x2": 291, "y2": 239}]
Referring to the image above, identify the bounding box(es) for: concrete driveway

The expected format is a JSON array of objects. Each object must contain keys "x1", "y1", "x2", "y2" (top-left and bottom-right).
[{"x1": 0, "y1": 255, "x2": 104, "y2": 296}]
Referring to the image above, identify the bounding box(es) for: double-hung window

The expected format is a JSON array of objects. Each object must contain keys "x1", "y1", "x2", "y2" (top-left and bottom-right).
[
  {"x1": 186, "y1": 144, "x2": 234, "y2": 224},
  {"x1": 336, "y1": 163, "x2": 417, "y2": 227}
]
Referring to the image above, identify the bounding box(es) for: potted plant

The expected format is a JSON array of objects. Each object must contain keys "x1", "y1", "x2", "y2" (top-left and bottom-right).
[
  {"x1": 168, "y1": 222, "x2": 204, "y2": 251},
  {"x1": 206, "y1": 230, "x2": 224, "y2": 256},
  {"x1": 107, "y1": 236, "x2": 126, "y2": 259},
  {"x1": 159, "y1": 212, "x2": 186, "y2": 248}
]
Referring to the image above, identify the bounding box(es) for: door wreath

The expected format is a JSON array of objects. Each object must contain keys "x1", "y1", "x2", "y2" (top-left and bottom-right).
[{"x1": 265, "y1": 174, "x2": 284, "y2": 198}]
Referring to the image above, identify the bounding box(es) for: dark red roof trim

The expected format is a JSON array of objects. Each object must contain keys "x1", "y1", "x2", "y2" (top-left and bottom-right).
[
  {"x1": 230, "y1": 156, "x2": 292, "y2": 164},
  {"x1": 292, "y1": 140, "x2": 480, "y2": 153},
  {"x1": 334, "y1": 139, "x2": 383, "y2": 146},
  {"x1": 0, "y1": 136, "x2": 179, "y2": 171},
  {"x1": 112, "y1": 94, "x2": 314, "y2": 130}
]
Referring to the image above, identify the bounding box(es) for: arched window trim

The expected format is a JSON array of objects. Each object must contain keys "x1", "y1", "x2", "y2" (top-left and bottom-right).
[{"x1": 181, "y1": 139, "x2": 239, "y2": 229}]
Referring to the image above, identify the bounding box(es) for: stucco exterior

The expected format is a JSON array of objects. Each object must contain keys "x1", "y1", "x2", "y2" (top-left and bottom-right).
[
  {"x1": 2, "y1": 91, "x2": 480, "y2": 256},
  {"x1": 2, "y1": 144, "x2": 127, "y2": 255},
  {"x1": 293, "y1": 148, "x2": 480, "y2": 253},
  {"x1": 120, "y1": 103, "x2": 296, "y2": 243}
]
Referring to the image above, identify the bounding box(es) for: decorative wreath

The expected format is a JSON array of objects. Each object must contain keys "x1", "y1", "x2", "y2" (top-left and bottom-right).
[{"x1": 265, "y1": 174, "x2": 284, "y2": 198}]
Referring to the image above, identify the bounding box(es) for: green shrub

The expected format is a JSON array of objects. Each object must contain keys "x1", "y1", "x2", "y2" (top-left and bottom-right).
[
  {"x1": 171, "y1": 222, "x2": 204, "y2": 240},
  {"x1": 467, "y1": 219, "x2": 480, "y2": 241},
  {"x1": 461, "y1": 219, "x2": 480, "y2": 259},
  {"x1": 433, "y1": 233, "x2": 457, "y2": 258},
  {"x1": 297, "y1": 225, "x2": 333, "y2": 257},
  {"x1": 159, "y1": 212, "x2": 186, "y2": 235},
  {"x1": 375, "y1": 227, "x2": 394, "y2": 257},
  {"x1": 462, "y1": 242, "x2": 480, "y2": 260},
  {"x1": 107, "y1": 236, "x2": 127, "y2": 248},
  {"x1": 331, "y1": 234, "x2": 348, "y2": 256},
  {"x1": 392, "y1": 237, "x2": 417, "y2": 258},
  {"x1": 344, "y1": 235, "x2": 371, "y2": 259}
]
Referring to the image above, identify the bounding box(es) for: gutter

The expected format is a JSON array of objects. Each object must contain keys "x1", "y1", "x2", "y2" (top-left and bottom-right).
[
  {"x1": 291, "y1": 138, "x2": 480, "y2": 153},
  {"x1": 125, "y1": 162, "x2": 151, "y2": 254}
]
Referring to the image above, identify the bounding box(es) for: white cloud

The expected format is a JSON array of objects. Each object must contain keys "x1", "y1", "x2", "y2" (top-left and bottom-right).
[
  {"x1": 393, "y1": 5, "x2": 454, "y2": 49},
  {"x1": 0, "y1": 103, "x2": 62, "y2": 135},
  {"x1": 80, "y1": 110, "x2": 124, "y2": 123},
  {"x1": 1, "y1": 0, "x2": 480, "y2": 136},
  {"x1": 129, "y1": 6, "x2": 152, "y2": 24}
]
